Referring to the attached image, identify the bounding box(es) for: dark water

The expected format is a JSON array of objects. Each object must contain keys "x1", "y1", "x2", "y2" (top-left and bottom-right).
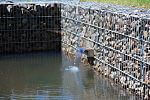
[{"x1": 0, "y1": 52, "x2": 139, "y2": 100}]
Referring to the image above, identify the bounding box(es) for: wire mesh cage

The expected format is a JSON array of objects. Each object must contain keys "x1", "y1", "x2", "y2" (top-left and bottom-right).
[
  {"x1": 0, "y1": 0, "x2": 149, "y2": 99},
  {"x1": 61, "y1": 3, "x2": 150, "y2": 100},
  {"x1": 0, "y1": 2, "x2": 61, "y2": 55}
]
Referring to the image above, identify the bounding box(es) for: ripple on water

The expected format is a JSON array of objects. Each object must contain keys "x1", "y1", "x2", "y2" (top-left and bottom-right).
[
  {"x1": 0, "y1": 52, "x2": 142, "y2": 100},
  {"x1": 1, "y1": 86, "x2": 78, "y2": 100}
]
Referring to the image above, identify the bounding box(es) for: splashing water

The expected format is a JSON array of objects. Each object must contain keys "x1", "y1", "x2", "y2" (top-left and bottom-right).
[{"x1": 65, "y1": 66, "x2": 79, "y2": 73}]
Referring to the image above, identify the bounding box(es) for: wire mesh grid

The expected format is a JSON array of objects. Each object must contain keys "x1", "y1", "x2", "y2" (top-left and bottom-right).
[
  {"x1": 61, "y1": 3, "x2": 150, "y2": 100},
  {"x1": 0, "y1": 2, "x2": 61, "y2": 55}
]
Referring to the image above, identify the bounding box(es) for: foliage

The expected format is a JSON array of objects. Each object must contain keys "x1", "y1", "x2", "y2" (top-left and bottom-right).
[{"x1": 81, "y1": 0, "x2": 150, "y2": 9}]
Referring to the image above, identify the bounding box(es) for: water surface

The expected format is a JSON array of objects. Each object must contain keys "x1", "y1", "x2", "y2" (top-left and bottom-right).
[{"x1": 0, "y1": 52, "x2": 139, "y2": 100}]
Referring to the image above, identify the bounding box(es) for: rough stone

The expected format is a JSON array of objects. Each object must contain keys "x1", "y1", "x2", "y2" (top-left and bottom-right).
[{"x1": 62, "y1": 2, "x2": 150, "y2": 98}]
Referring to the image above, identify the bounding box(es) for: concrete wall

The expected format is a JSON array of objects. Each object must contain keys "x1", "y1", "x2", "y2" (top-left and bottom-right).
[
  {"x1": 0, "y1": 3, "x2": 61, "y2": 54},
  {"x1": 61, "y1": 2, "x2": 150, "y2": 99}
]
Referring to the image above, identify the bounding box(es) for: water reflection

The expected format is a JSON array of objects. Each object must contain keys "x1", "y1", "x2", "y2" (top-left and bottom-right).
[
  {"x1": 0, "y1": 52, "x2": 62, "y2": 99},
  {"x1": 0, "y1": 52, "x2": 140, "y2": 100}
]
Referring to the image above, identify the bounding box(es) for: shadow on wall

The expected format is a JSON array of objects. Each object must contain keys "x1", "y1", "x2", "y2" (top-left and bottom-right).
[{"x1": 0, "y1": 3, "x2": 61, "y2": 54}]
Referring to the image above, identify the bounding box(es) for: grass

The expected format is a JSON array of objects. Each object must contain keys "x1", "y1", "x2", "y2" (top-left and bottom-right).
[{"x1": 80, "y1": 0, "x2": 150, "y2": 9}]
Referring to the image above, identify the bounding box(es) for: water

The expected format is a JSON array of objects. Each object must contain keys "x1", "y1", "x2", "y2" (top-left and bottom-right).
[{"x1": 0, "y1": 52, "x2": 140, "y2": 100}]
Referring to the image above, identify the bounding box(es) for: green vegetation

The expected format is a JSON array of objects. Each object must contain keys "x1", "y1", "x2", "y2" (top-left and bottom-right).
[{"x1": 81, "y1": 0, "x2": 150, "y2": 9}]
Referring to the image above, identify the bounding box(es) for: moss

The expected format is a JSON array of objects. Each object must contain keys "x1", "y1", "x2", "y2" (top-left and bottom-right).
[{"x1": 80, "y1": 0, "x2": 150, "y2": 9}]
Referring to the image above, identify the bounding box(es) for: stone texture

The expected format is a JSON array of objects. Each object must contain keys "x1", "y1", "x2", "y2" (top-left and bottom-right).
[
  {"x1": 0, "y1": 3, "x2": 61, "y2": 54},
  {"x1": 61, "y1": 2, "x2": 150, "y2": 99}
]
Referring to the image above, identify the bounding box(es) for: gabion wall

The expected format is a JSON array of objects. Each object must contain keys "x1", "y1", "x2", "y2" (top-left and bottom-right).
[
  {"x1": 0, "y1": 3, "x2": 61, "y2": 54},
  {"x1": 61, "y1": 3, "x2": 150, "y2": 99}
]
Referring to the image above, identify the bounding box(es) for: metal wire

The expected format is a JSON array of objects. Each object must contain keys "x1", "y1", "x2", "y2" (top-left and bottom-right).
[
  {"x1": 61, "y1": 3, "x2": 150, "y2": 99},
  {"x1": 62, "y1": 16, "x2": 150, "y2": 44},
  {"x1": 0, "y1": 3, "x2": 61, "y2": 54}
]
